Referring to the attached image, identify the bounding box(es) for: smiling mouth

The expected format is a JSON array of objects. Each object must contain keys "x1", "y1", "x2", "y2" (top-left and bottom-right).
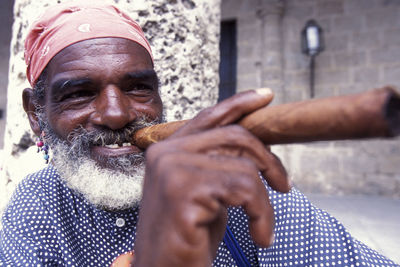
[
  {"x1": 97, "y1": 142, "x2": 134, "y2": 149},
  {"x1": 90, "y1": 141, "x2": 142, "y2": 159}
]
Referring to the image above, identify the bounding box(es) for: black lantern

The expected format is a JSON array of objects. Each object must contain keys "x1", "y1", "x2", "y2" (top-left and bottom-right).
[
  {"x1": 302, "y1": 20, "x2": 324, "y2": 56},
  {"x1": 301, "y1": 20, "x2": 324, "y2": 97}
]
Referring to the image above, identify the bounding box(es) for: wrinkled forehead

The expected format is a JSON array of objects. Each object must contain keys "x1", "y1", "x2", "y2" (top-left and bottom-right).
[
  {"x1": 50, "y1": 37, "x2": 153, "y2": 66},
  {"x1": 46, "y1": 38, "x2": 154, "y2": 79},
  {"x1": 38, "y1": 39, "x2": 157, "y2": 99}
]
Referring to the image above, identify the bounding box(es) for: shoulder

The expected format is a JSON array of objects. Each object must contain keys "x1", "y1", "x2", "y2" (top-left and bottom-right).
[
  {"x1": 3, "y1": 166, "x2": 64, "y2": 223},
  {"x1": 260, "y1": 185, "x2": 398, "y2": 266},
  {"x1": 0, "y1": 166, "x2": 66, "y2": 265}
]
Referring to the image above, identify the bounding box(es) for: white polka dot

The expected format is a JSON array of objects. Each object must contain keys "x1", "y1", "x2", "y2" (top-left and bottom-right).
[
  {"x1": 77, "y1": 23, "x2": 91, "y2": 33},
  {"x1": 116, "y1": 218, "x2": 125, "y2": 227}
]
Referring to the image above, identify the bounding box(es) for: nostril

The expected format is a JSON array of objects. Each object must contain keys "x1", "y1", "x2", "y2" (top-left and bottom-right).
[
  {"x1": 92, "y1": 86, "x2": 137, "y2": 130},
  {"x1": 99, "y1": 110, "x2": 132, "y2": 130}
]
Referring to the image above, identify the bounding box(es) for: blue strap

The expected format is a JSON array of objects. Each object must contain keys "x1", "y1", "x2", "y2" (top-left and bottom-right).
[{"x1": 223, "y1": 225, "x2": 251, "y2": 267}]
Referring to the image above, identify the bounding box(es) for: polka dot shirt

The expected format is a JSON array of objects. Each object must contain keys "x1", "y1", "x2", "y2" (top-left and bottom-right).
[{"x1": 0, "y1": 166, "x2": 398, "y2": 266}]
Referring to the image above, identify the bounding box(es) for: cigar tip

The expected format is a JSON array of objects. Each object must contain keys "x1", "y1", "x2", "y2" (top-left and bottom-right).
[{"x1": 255, "y1": 87, "x2": 273, "y2": 96}]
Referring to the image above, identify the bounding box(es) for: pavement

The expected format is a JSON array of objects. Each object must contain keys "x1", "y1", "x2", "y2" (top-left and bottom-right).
[{"x1": 307, "y1": 194, "x2": 400, "y2": 265}]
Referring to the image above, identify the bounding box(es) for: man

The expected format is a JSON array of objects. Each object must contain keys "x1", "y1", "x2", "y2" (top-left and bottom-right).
[{"x1": 0, "y1": 2, "x2": 398, "y2": 266}]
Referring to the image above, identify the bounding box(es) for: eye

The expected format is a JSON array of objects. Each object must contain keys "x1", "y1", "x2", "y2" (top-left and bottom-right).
[
  {"x1": 130, "y1": 83, "x2": 153, "y2": 91},
  {"x1": 60, "y1": 90, "x2": 95, "y2": 101}
]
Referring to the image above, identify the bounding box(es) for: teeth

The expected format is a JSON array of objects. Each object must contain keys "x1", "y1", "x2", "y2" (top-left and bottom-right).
[
  {"x1": 105, "y1": 144, "x2": 119, "y2": 149},
  {"x1": 103, "y1": 143, "x2": 132, "y2": 148}
]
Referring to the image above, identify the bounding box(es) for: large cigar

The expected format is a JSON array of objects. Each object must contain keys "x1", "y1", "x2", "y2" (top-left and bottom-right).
[{"x1": 133, "y1": 86, "x2": 400, "y2": 149}]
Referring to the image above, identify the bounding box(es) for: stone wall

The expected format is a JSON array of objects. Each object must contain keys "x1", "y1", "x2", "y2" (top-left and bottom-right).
[
  {"x1": 0, "y1": 0, "x2": 221, "y2": 213},
  {"x1": 221, "y1": 0, "x2": 400, "y2": 197},
  {"x1": 221, "y1": 0, "x2": 286, "y2": 103},
  {"x1": 0, "y1": 0, "x2": 14, "y2": 150}
]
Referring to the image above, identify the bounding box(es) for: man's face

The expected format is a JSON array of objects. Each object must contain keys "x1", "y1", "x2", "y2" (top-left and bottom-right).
[
  {"x1": 43, "y1": 37, "x2": 163, "y2": 166},
  {"x1": 32, "y1": 38, "x2": 163, "y2": 210}
]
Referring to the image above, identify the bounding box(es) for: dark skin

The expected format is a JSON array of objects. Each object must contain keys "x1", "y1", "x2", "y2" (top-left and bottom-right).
[
  {"x1": 23, "y1": 38, "x2": 290, "y2": 266},
  {"x1": 23, "y1": 38, "x2": 163, "y2": 166}
]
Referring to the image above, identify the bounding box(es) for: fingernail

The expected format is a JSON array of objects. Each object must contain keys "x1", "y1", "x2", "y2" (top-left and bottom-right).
[{"x1": 255, "y1": 88, "x2": 273, "y2": 96}]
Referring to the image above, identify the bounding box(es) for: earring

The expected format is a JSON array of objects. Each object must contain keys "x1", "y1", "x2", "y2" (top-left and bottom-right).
[{"x1": 36, "y1": 131, "x2": 50, "y2": 164}]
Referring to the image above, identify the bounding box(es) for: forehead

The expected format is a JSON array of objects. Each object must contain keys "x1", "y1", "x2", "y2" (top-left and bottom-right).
[{"x1": 46, "y1": 37, "x2": 153, "y2": 84}]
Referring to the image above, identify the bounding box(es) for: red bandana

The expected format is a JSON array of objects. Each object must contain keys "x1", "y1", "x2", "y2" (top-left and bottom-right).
[{"x1": 24, "y1": 2, "x2": 153, "y2": 87}]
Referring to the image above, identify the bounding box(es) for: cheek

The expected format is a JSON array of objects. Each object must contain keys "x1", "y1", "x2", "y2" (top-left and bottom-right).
[
  {"x1": 45, "y1": 95, "x2": 163, "y2": 138},
  {"x1": 46, "y1": 107, "x2": 93, "y2": 139},
  {"x1": 133, "y1": 96, "x2": 163, "y2": 120}
]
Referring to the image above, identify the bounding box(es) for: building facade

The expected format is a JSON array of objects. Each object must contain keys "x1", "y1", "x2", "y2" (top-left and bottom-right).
[{"x1": 220, "y1": 0, "x2": 400, "y2": 196}]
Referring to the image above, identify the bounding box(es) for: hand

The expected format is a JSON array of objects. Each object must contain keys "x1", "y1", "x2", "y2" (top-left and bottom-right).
[{"x1": 134, "y1": 89, "x2": 290, "y2": 267}]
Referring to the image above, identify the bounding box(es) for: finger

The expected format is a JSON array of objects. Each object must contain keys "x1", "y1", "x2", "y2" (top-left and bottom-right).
[
  {"x1": 244, "y1": 192, "x2": 275, "y2": 247},
  {"x1": 171, "y1": 88, "x2": 274, "y2": 138},
  {"x1": 180, "y1": 125, "x2": 270, "y2": 165},
  {"x1": 168, "y1": 154, "x2": 275, "y2": 247},
  {"x1": 146, "y1": 125, "x2": 265, "y2": 170},
  {"x1": 148, "y1": 125, "x2": 291, "y2": 193},
  {"x1": 210, "y1": 167, "x2": 275, "y2": 247},
  {"x1": 155, "y1": 125, "x2": 291, "y2": 193},
  {"x1": 156, "y1": 152, "x2": 266, "y2": 221},
  {"x1": 261, "y1": 151, "x2": 291, "y2": 193},
  {"x1": 111, "y1": 251, "x2": 134, "y2": 267}
]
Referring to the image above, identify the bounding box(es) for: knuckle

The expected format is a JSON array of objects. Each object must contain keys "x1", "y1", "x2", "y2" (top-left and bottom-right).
[
  {"x1": 154, "y1": 153, "x2": 179, "y2": 173},
  {"x1": 146, "y1": 139, "x2": 179, "y2": 163},
  {"x1": 152, "y1": 154, "x2": 192, "y2": 197},
  {"x1": 226, "y1": 124, "x2": 248, "y2": 134},
  {"x1": 195, "y1": 106, "x2": 215, "y2": 119},
  {"x1": 223, "y1": 125, "x2": 253, "y2": 142},
  {"x1": 162, "y1": 171, "x2": 191, "y2": 201},
  {"x1": 240, "y1": 157, "x2": 258, "y2": 171},
  {"x1": 225, "y1": 125, "x2": 259, "y2": 143},
  {"x1": 180, "y1": 211, "x2": 198, "y2": 229},
  {"x1": 231, "y1": 164, "x2": 260, "y2": 190}
]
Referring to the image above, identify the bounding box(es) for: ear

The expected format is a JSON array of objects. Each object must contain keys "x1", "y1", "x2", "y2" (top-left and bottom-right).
[{"x1": 22, "y1": 88, "x2": 42, "y2": 136}]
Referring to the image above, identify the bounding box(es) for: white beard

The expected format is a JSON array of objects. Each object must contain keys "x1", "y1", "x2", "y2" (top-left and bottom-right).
[
  {"x1": 51, "y1": 142, "x2": 145, "y2": 210},
  {"x1": 35, "y1": 110, "x2": 161, "y2": 211}
]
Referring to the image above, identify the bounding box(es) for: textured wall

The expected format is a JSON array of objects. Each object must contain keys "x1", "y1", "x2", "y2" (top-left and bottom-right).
[
  {"x1": 282, "y1": 0, "x2": 400, "y2": 197},
  {"x1": 221, "y1": 0, "x2": 286, "y2": 103},
  {"x1": 0, "y1": 0, "x2": 14, "y2": 150},
  {"x1": 222, "y1": 0, "x2": 400, "y2": 197},
  {"x1": 0, "y1": 0, "x2": 221, "y2": 212}
]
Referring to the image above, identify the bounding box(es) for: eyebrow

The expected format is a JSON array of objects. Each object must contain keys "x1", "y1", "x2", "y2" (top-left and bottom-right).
[
  {"x1": 50, "y1": 69, "x2": 159, "y2": 96},
  {"x1": 124, "y1": 69, "x2": 158, "y2": 82},
  {"x1": 51, "y1": 78, "x2": 92, "y2": 96}
]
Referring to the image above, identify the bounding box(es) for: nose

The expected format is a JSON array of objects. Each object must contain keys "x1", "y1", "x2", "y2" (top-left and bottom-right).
[{"x1": 91, "y1": 85, "x2": 137, "y2": 130}]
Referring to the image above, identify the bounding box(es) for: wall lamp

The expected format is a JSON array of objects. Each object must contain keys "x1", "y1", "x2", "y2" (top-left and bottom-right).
[{"x1": 301, "y1": 19, "x2": 324, "y2": 98}]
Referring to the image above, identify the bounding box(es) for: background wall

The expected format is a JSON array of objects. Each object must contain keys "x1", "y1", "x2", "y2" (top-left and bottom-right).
[
  {"x1": 221, "y1": 0, "x2": 400, "y2": 197},
  {"x1": 0, "y1": 0, "x2": 14, "y2": 150}
]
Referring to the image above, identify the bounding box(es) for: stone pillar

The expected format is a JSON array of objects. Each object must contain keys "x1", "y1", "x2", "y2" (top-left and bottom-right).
[
  {"x1": 256, "y1": 0, "x2": 285, "y2": 104},
  {"x1": 0, "y1": 0, "x2": 221, "y2": 214},
  {"x1": 254, "y1": 1, "x2": 290, "y2": 176}
]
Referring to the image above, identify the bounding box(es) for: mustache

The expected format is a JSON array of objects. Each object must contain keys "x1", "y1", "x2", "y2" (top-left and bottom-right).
[{"x1": 66, "y1": 117, "x2": 161, "y2": 147}]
